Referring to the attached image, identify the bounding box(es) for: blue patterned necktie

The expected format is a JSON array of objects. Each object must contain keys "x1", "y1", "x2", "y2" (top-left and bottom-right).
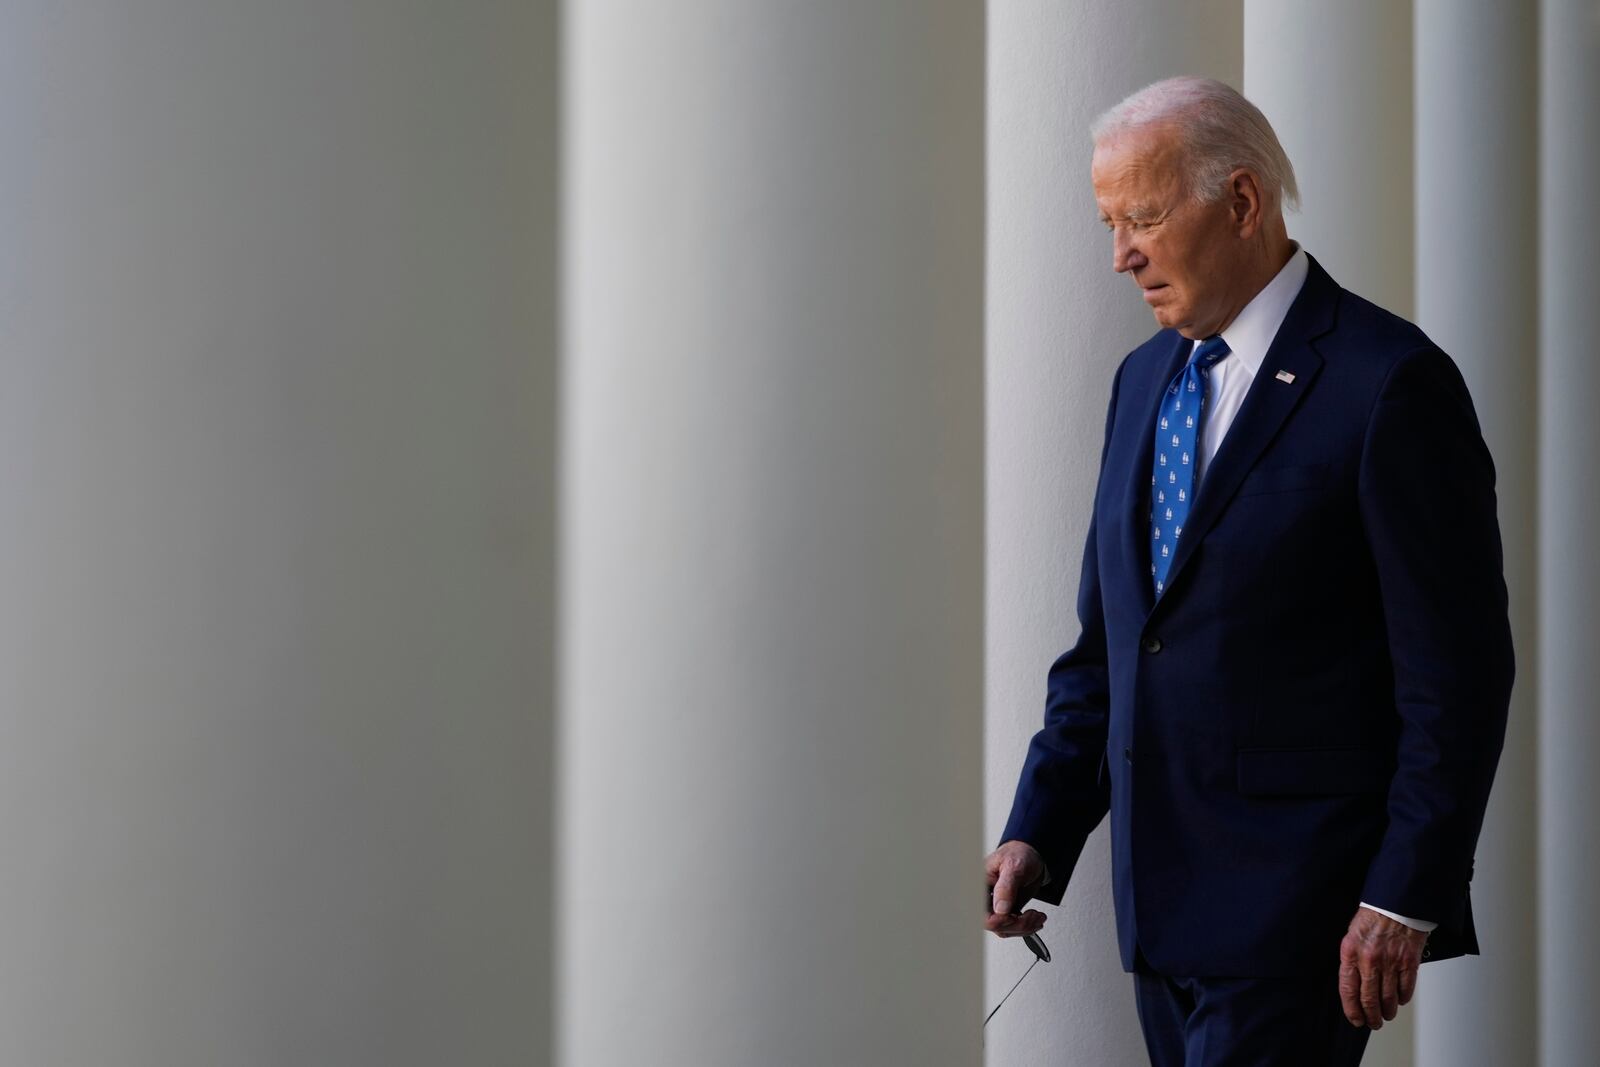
[{"x1": 1150, "y1": 336, "x2": 1230, "y2": 598}]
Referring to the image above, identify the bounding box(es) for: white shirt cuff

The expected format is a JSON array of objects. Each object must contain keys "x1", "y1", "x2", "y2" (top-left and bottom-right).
[{"x1": 1360, "y1": 902, "x2": 1438, "y2": 932}]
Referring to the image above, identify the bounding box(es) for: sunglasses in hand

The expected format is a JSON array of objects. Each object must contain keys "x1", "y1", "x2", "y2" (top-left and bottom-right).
[{"x1": 984, "y1": 888, "x2": 1051, "y2": 1028}]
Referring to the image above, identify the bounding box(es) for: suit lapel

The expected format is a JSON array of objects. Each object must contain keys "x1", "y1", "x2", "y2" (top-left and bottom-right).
[{"x1": 1139, "y1": 256, "x2": 1341, "y2": 616}]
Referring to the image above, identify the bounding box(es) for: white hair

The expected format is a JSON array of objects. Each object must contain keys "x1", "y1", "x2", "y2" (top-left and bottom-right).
[{"x1": 1091, "y1": 76, "x2": 1300, "y2": 213}]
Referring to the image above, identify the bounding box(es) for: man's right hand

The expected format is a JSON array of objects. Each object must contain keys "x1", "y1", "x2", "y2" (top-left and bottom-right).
[{"x1": 983, "y1": 840, "x2": 1050, "y2": 938}]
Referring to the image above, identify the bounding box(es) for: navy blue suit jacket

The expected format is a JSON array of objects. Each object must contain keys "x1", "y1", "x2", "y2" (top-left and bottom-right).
[{"x1": 1001, "y1": 255, "x2": 1514, "y2": 977}]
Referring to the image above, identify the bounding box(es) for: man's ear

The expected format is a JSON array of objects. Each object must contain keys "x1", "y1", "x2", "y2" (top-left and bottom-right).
[{"x1": 1230, "y1": 167, "x2": 1266, "y2": 238}]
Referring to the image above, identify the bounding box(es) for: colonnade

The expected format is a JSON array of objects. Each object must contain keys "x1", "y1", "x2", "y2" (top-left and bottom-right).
[{"x1": 3, "y1": 1, "x2": 1594, "y2": 1064}]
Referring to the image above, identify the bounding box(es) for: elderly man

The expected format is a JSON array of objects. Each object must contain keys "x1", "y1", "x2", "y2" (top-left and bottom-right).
[{"x1": 983, "y1": 77, "x2": 1513, "y2": 1066}]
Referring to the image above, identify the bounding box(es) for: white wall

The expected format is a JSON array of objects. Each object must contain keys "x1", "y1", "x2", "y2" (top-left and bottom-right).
[{"x1": 0, "y1": 4, "x2": 557, "y2": 1064}]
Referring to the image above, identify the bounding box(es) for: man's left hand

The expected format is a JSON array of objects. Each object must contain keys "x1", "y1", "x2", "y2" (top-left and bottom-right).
[{"x1": 1338, "y1": 906, "x2": 1429, "y2": 1029}]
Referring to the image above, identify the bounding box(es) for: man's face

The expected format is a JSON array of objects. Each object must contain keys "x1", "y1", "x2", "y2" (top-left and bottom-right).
[{"x1": 1091, "y1": 128, "x2": 1243, "y2": 339}]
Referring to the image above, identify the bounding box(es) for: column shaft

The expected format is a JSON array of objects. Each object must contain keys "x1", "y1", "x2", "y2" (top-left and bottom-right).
[
  {"x1": 985, "y1": 4, "x2": 1240, "y2": 1064},
  {"x1": 1245, "y1": 0, "x2": 1415, "y2": 315},
  {"x1": 0, "y1": 4, "x2": 557, "y2": 1064},
  {"x1": 560, "y1": 4, "x2": 985, "y2": 1064},
  {"x1": 1539, "y1": 1, "x2": 1600, "y2": 1061},
  {"x1": 1412, "y1": 2, "x2": 1540, "y2": 1063},
  {"x1": 1246, "y1": 5, "x2": 1417, "y2": 1062}
]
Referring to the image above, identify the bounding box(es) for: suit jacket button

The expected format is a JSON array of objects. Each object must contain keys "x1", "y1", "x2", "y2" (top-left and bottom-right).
[{"x1": 1143, "y1": 636, "x2": 1163, "y2": 653}]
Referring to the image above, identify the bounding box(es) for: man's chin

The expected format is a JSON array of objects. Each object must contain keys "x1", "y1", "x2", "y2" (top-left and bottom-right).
[{"x1": 1149, "y1": 306, "x2": 1188, "y2": 331}]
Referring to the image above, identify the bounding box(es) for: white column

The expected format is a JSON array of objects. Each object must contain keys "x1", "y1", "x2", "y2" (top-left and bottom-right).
[
  {"x1": 1540, "y1": 2, "x2": 1600, "y2": 1062},
  {"x1": 985, "y1": 4, "x2": 1240, "y2": 1064},
  {"x1": 0, "y1": 3, "x2": 556, "y2": 1065},
  {"x1": 1412, "y1": 3, "x2": 1541, "y2": 1064},
  {"x1": 559, "y1": 4, "x2": 983, "y2": 1065},
  {"x1": 1245, "y1": 0, "x2": 1415, "y2": 316},
  {"x1": 1246, "y1": 7, "x2": 1418, "y2": 1063}
]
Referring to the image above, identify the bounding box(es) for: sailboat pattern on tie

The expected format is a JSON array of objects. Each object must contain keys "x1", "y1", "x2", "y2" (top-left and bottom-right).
[{"x1": 1150, "y1": 335, "x2": 1230, "y2": 598}]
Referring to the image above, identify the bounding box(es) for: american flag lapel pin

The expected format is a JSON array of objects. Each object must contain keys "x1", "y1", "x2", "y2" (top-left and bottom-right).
[{"x1": 1274, "y1": 369, "x2": 1296, "y2": 383}]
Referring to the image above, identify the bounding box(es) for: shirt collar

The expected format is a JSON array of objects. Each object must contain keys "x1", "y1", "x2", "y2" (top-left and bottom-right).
[{"x1": 1210, "y1": 244, "x2": 1309, "y2": 377}]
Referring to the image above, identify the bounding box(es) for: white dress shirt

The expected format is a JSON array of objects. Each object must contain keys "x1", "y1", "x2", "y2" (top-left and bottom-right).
[{"x1": 1192, "y1": 244, "x2": 1309, "y2": 487}]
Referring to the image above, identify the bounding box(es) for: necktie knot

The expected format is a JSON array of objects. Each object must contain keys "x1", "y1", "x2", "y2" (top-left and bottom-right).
[{"x1": 1190, "y1": 335, "x2": 1230, "y2": 370}]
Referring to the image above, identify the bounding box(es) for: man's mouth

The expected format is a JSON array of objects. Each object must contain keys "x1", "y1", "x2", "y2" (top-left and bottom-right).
[{"x1": 1141, "y1": 284, "x2": 1167, "y2": 302}]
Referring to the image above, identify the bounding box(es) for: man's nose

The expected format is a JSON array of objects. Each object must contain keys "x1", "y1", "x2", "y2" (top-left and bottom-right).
[{"x1": 1112, "y1": 230, "x2": 1146, "y2": 274}]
